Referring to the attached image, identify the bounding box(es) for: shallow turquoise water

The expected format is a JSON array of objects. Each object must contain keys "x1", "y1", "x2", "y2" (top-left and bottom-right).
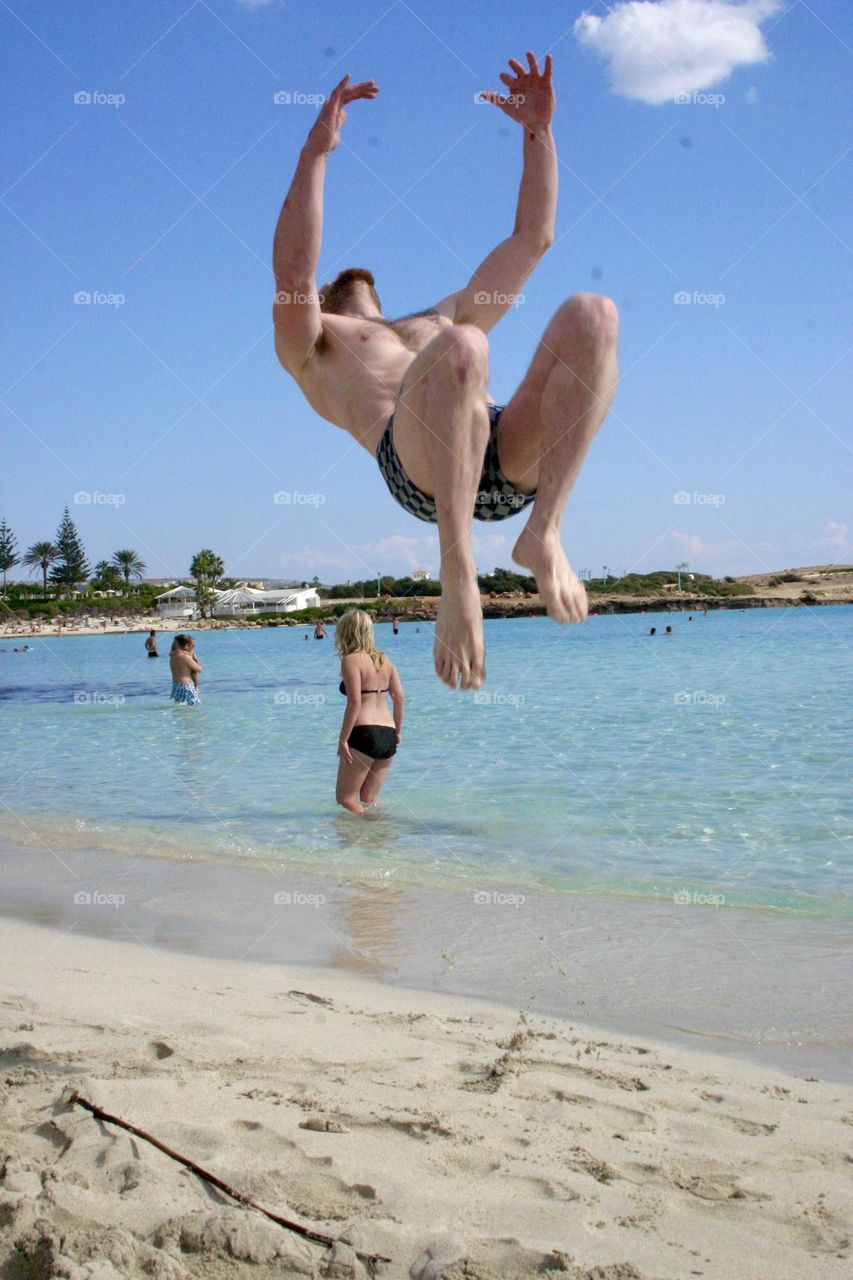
[{"x1": 1, "y1": 607, "x2": 851, "y2": 916}]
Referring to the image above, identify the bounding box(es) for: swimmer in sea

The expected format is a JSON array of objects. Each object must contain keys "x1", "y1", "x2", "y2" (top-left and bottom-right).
[
  {"x1": 169, "y1": 634, "x2": 202, "y2": 706},
  {"x1": 335, "y1": 608, "x2": 404, "y2": 816}
]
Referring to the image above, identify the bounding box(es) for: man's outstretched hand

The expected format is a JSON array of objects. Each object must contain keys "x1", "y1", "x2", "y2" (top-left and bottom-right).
[
  {"x1": 307, "y1": 74, "x2": 379, "y2": 155},
  {"x1": 479, "y1": 52, "x2": 555, "y2": 132}
]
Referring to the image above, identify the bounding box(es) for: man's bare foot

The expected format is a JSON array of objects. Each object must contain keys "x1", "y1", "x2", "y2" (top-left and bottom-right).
[
  {"x1": 512, "y1": 525, "x2": 588, "y2": 623},
  {"x1": 434, "y1": 573, "x2": 485, "y2": 689}
]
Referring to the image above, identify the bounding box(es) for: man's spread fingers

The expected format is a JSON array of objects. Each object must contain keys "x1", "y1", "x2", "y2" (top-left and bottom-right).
[
  {"x1": 343, "y1": 81, "x2": 379, "y2": 103},
  {"x1": 544, "y1": 53, "x2": 554, "y2": 79},
  {"x1": 508, "y1": 58, "x2": 525, "y2": 76},
  {"x1": 499, "y1": 72, "x2": 515, "y2": 89},
  {"x1": 527, "y1": 51, "x2": 540, "y2": 75}
]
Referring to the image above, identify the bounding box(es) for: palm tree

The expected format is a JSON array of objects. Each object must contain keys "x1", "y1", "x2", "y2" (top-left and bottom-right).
[
  {"x1": 190, "y1": 549, "x2": 225, "y2": 618},
  {"x1": 112, "y1": 549, "x2": 147, "y2": 589},
  {"x1": 92, "y1": 560, "x2": 122, "y2": 591},
  {"x1": 23, "y1": 542, "x2": 59, "y2": 595}
]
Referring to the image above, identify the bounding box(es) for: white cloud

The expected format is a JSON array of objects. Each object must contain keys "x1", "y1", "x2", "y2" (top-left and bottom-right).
[
  {"x1": 643, "y1": 528, "x2": 777, "y2": 574},
  {"x1": 355, "y1": 533, "x2": 439, "y2": 568},
  {"x1": 276, "y1": 547, "x2": 353, "y2": 574},
  {"x1": 816, "y1": 520, "x2": 851, "y2": 551},
  {"x1": 574, "y1": 0, "x2": 782, "y2": 105},
  {"x1": 472, "y1": 531, "x2": 514, "y2": 570}
]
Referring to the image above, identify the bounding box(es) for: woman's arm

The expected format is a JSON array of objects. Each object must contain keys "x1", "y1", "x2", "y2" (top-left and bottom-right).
[
  {"x1": 389, "y1": 664, "x2": 405, "y2": 744},
  {"x1": 338, "y1": 656, "x2": 362, "y2": 762}
]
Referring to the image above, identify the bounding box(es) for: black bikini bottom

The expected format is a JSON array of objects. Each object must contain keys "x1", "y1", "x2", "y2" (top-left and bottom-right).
[{"x1": 348, "y1": 725, "x2": 397, "y2": 760}]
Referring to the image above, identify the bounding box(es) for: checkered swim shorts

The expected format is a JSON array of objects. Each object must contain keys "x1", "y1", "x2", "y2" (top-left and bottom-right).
[
  {"x1": 376, "y1": 402, "x2": 536, "y2": 524},
  {"x1": 170, "y1": 681, "x2": 200, "y2": 707}
]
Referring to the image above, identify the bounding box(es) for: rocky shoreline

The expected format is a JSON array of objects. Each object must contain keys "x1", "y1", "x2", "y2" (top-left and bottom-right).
[
  {"x1": 3, "y1": 589, "x2": 849, "y2": 640},
  {"x1": 262, "y1": 591, "x2": 850, "y2": 626}
]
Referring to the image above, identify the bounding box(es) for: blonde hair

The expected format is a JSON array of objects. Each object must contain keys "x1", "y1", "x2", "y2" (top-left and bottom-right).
[{"x1": 335, "y1": 609, "x2": 384, "y2": 670}]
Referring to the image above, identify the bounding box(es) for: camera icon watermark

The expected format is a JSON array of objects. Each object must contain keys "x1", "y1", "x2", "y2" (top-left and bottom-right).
[
  {"x1": 274, "y1": 289, "x2": 325, "y2": 306},
  {"x1": 673, "y1": 91, "x2": 725, "y2": 108},
  {"x1": 673, "y1": 291, "x2": 725, "y2": 307},
  {"x1": 473, "y1": 889, "x2": 526, "y2": 907},
  {"x1": 73, "y1": 90, "x2": 126, "y2": 108},
  {"x1": 273, "y1": 491, "x2": 326, "y2": 506},
  {"x1": 74, "y1": 490, "x2": 126, "y2": 507},
  {"x1": 273, "y1": 890, "x2": 326, "y2": 906},
  {"x1": 273, "y1": 90, "x2": 326, "y2": 106},
  {"x1": 673, "y1": 690, "x2": 726, "y2": 709},
  {"x1": 475, "y1": 488, "x2": 528, "y2": 510},
  {"x1": 73, "y1": 691, "x2": 125, "y2": 707},
  {"x1": 472, "y1": 690, "x2": 526, "y2": 708},
  {"x1": 673, "y1": 490, "x2": 726, "y2": 507},
  {"x1": 73, "y1": 291, "x2": 126, "y2": 308},
  {"x1": 473, "y1": 290, "x2": 524, "y2": 307},
  {"x1": 273, "y1": 691, "x2": 326, "y2": 708},
  {"x1": 474, "y1": 92, "x2": 526, "y2": 106},
  {"x1": 73, "y1": 890, "x2": 126, "y2": 907},
  {"x1": 673, "y1": 888, "x2": 726, "y2": 907}
]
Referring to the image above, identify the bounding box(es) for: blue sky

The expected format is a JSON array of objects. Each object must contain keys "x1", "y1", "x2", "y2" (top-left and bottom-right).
[{"x1": 1, "y1": 0, "x2": 850, "y2": 584}]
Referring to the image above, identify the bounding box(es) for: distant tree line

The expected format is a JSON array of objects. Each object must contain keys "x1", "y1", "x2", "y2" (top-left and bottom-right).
[
  {"x1": 322, "y1": 568, "x2": 538, "y2": 599},
  {"x1": 0, "y1": 508, "x2": 147, "y2": 601}
]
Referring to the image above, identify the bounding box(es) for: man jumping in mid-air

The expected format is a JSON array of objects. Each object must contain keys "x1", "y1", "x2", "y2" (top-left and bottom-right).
[{"x1": 273, "y1": 52, "x2": 618, "y2": 690}]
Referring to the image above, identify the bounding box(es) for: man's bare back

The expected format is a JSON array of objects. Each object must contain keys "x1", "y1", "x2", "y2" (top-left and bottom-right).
[{"x1": 272, "y1": 55, "x2": 619, "y2": 689}]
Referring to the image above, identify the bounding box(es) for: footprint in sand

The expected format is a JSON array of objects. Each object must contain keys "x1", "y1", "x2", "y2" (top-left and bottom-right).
[
  {"x1": 719, "y1": 1114, "x2": 778, "y2": 1136},
  {"x1": 551, "y1": 1087, "x2": 655, "y2": 1131},
  {"x1": 146, "y1": 1040, "x2": 175, "y2": 1060}
]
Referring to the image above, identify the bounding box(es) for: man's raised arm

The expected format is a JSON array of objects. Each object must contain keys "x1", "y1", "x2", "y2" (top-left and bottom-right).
[
  {"x1": 439, "y1": 53, "x2": 557, "y2": 332},
  {"x1": 272, "y1": 75, "x2": 378, "y2": 375}
]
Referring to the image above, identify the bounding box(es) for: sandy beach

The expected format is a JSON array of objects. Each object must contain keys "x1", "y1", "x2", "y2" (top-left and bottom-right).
[{"x1": 1, "y1": 918, "x2": 850, "y2": 1280}]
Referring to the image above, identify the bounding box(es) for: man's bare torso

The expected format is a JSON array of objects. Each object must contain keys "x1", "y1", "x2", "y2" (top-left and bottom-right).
[{"x1": 294, "y1": 309, "x2": 456, "y2": 454}]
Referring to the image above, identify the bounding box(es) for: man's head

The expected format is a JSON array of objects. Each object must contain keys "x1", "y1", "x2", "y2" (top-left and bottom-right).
[{"x1": 319, "y1": 267, "x2": 382, "y2": 317}]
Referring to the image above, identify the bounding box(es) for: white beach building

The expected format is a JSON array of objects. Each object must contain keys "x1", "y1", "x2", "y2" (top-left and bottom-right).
[
  {"x1": 154, "y1": 584, "x2": 321, "y2": 619},
  {"x1": 212, "y1": 585, "x2": 321, "y2": 616},
  {"x1": 154, "y1": 585, "x2": 198, "y2": 619}
]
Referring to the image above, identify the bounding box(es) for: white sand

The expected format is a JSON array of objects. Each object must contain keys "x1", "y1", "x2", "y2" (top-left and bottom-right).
[{"x1": 1, "y1": 918, "x2": 850, "y2": 1280}]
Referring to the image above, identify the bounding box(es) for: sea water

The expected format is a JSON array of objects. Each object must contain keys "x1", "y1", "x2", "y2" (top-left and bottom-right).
[{"x1": 1, "y1": 606, "x2": 851, "y2": 918}]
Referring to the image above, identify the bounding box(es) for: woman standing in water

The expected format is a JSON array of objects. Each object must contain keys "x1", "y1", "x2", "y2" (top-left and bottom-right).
[{"x1": 335, "y1": 609, "x2": 404, "y2": 815}]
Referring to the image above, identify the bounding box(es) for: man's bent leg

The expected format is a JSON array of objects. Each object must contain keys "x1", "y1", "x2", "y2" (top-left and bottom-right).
[
  {"x1": 497, "y1": 293, "x2": 618, "y2": 622},
  {"x1": 391, "y1": 325, "x2": 490, "y2": 688}
]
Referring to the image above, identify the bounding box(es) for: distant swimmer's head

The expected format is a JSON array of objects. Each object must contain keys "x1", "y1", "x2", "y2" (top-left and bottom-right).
[
  {"x1": 319, "y1": 267, "x2": 382, "y2": 318},
  {"x1": 336, "y1": 608, "x2": 384, "y2": 669}
]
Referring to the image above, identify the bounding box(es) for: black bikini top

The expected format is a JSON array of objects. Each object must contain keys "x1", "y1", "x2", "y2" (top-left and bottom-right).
[{"x1": 339, "y1": 679, "x2": 389, "y2": 695}]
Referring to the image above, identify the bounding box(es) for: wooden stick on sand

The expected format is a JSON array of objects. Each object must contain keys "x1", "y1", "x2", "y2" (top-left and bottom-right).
[{"x1": 69, "y1": 1092, "x2": 390, "y2": 1273}]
